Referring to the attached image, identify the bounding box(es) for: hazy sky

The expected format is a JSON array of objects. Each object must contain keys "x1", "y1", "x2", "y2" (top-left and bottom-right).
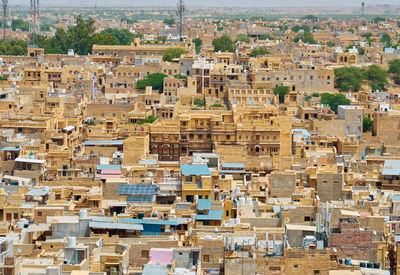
[{"x1": 9, "y1": 0, "x2": 400, "y2": 7}]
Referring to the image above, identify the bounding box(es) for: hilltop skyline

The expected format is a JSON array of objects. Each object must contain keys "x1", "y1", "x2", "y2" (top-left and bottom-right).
[{"x1": 8, "y1": 0, "x2": 400, "y2": 7}]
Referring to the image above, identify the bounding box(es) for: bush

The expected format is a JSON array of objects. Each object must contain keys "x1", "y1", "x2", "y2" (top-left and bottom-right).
[
  {"x1": 137, "y1": 115, "x2": 157, "y2": 124},
  {"x1": 194, "y1": 98, "x2": 205, "y2": 106},
  {"x1": 249, "y1": 48, "x2": 269, "y2": 57}
]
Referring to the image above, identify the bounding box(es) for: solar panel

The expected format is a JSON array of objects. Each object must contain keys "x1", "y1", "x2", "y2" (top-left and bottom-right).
[
  {"x1": 118, "y1": 184, "x2": 157, "y2": 195},
  {"x1": 126, "y1": 195, "x2": 155, "y2": 203}
]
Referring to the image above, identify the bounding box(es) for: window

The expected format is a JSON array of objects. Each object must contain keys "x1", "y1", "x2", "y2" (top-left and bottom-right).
[
  {"x1": 37, "y1": 211, "x2": 42, "y2": 217},
  {"x1": 304, "y1": 216, "x2": 311, "y2": 222},
  {"x1": 190, "y1": 134, "x2": 194, "y2": 139},
  {"x1": 141, "y1": 250, "x2": 149, "y2": 258},
  {"x1": 226, "y1": 135, "x2": 230, "y2": 140},
  {"x1": 314, "y1": 271, "x2": 320, "y2": 275},
  {"x1": 203, "y1": 254, "x2": 210, "y2": 262},
  {"x1": 294, "y1": 265, "x2": 298, "y2": 268}
]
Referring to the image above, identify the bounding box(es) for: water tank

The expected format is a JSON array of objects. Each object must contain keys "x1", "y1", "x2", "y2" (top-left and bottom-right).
[
  {"x1": 367, "y1": 262, "x2": 373, "y2": 268},
  {"x1": 79, "y1": 209, "x2": 88, "y2": 219},
  {"x1": 67, "y1": 237, "x2": 76, "y2": 247},
  {"x1": 338, "y1": 259, "x2": 343, "y2": 264},
  {"x1": 373, "y1": 262, "x2": 380, "y2": 269},
  {"x1": 235, "y1": 218, "x2": 240, "y2": 225},
  {"x1": 344, "y1": 258, "x2": 351, "y2": 265},
  {"x1": 360, "y1": 262, "x2": 366, "y2": 268}
]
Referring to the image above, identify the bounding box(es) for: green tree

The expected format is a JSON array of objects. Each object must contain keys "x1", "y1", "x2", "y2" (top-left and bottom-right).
[
  {"x1": 345, "y1": 45, "x2": 365, "y2": 55},
  {"x1": 273, "y1": 86, "x2": 290, "y2": 104},
  {"x1": 11, "y1": 19, "x2": 29, "y2": 31},
  {"x1": 100, "y1": 28, "x2": 134, "y2": 45},
  {"x1": 294, "y1": 32, "x2": 317, "y2": 44},
  {"x1": 395, "y1": 76, "x2": 400, "y2": 85},
  {"x1": 157, "y1": 36, "x2": 167, "y2": 43},
  {"x1": 292, "y1": 25, "x2": 311, "y2": 33},
  {"x1": 381, "y1": 33, "x2": 392, "y2": 47},
  {"x1": 320, "y1": 93, "x2": 350, "y2": 113},
  {"x1": 249, "y1": 48, "x2": 269, "y2": 57},
  {"x1": 92, "y1": 32, "x2": 116, "y2": 45},
  {"x1": 363, "y1": 116, "x2": 373, "y2": 132},
  {"x1": 0, "y1": 75, "x2": 8, "y2": 81},
  {"x1": 388, "y1": 59, "x2": 400, "y2": 75},
  {"x1": 235, "y1": 34, "x2": 250, "y2": 43},
  {"x1": 365, "y1": 65, "x2": 388, "y2": 91},
  {"x1": 373, "y1": 17, "x2": 386, "y2": 23},
  {"x1": 212, "y1": 34, "x2": 235, "y2": 52},
  {"x1": 193, "y1": 38, "x2": 202, "y2": 54},
  {"x1": 334, "y1": 67, "x2": 365, "y2": 92},
  {"x1": 258, "y1": 34, "x2": 274, "y2": 40},
  {"x1": 361, "y1": 32, "x2": 373, "y2": 39},
  {"x1": 163, "y1": 18, "x2": 175, "y2": 25},
  {"x1": 41, "y1": 24, "x2": 52, "y2": 32},
  {"x1": 163, "y1": 47, "x2": 185, "y2": 62},
  {"x1": 303, "y1": 15, "x2": 318, "y2": 20},
  {"x1": 0, "y1": 39, "x2": 28, "y2": 55},
  {"x1": 69, "y1": 15, "x2": 96, "y2": 55},
  {"x1": 327, "y1": 41, "x2": 335, "y2": 47},
  {"x1": 136, "y1": 73, "x2": 167, "y2": 92}
]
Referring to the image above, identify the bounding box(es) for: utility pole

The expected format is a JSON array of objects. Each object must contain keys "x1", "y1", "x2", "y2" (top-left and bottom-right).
[
  {"x1": 2, "y1": 0, "x2": 7, "y2": 41},
  {"x1": 176, "y1": 0, "x2": 185, "y2": 40}
]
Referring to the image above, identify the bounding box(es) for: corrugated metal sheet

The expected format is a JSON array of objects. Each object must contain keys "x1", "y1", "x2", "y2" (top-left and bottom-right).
[
  {"x1": 197, "y1": 199, "x2": 212, "y2": 210},
  {"x1": 180, "y1": 165, "x2": 211, "y2": 176},
  {"x1": 221, "y1": 163, "x2": 244, "y2": 169},
  {"x1": 196, "y1": 210, "x2": 223, "y2": 221},
  {"x1": 89, "y1": 221, "x2": 143, "y2": 231},
  {"x1": 83, "y1": 140, "x2": 123, "y2": 146}
]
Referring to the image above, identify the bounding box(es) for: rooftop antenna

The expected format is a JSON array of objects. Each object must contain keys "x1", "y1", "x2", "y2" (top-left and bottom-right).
[
  {"x1": 2, "y1": 0, "x2": 8, "y2": 41},
  {"x1": 176, "y1": 0, "x2": 185, "y2": 40}
]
